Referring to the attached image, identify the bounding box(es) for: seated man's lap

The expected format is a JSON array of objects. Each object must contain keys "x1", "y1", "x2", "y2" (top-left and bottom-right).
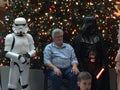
[{"x1": 48, "y1": 66, "x2": 77, "y2": 83}]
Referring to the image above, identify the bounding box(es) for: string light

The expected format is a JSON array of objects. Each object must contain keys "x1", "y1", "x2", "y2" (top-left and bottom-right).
[{"x1": 0, "y1": 0, "x2": 118, "y2": 68}]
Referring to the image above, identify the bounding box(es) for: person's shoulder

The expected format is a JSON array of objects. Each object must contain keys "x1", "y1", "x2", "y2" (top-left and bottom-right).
[
  {"x1": 63, "y1": 43, "x2": 69, "y2": 46},
  {"x1": 5, "y1": 33, "x2": 14, "y2": 43},
  {"x1": 5, "y1": 33, "x2": 14, "y2": 40},
  {"x1": 5, "y1": 33, "x2": 13, "y2": 38},
  {"x1": 26, "y1": 33, "x2": 33, "y2": 38},
  {"x1": 94, "y1": 33, "x2": 102, "y2": 37},
  {"x1": 63, "y1": 43, "x2": 73, "y2": 48},
  {"x1": 44, "y1": 43, "x2": 53, "y2": 49},
  {"x1": 74, "y1": 34, "x2": 82, "y2": 41},
  {"x1": 94, "y1": 33, "x2": 103, "y2": 40},
  {"x1": 76, "y1": 33, "x2": 82, "y2": 37},
  {"x1": 26, "y1": 33, "x2": 35, "y2": 42},
  {"x1": 44, "y1": 43, "x2": 54, "y2": 52}
]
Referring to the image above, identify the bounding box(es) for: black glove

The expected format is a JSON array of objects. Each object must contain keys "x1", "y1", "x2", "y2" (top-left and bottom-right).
[{"x1": 23, "y1": 53, "x2": 31, "y2": 59}]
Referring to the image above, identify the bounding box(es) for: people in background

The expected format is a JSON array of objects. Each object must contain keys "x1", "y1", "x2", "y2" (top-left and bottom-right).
[{"x1": 44, "y1": 28, "x2": 79, "y2": 90}]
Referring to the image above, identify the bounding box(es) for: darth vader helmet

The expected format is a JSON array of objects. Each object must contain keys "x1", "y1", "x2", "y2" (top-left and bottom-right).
[{"x1": 81, "y1": 16, "x2": 97, "y2": 34}]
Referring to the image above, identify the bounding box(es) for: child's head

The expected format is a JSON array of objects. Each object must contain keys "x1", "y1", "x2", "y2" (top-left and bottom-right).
[{"x1": 77, "y1": 72, "x2": 92, "y2": 90}]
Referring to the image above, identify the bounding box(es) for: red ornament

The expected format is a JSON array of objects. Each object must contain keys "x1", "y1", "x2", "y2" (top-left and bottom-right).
[
  {"x1": 109, "y1": 26, "x2": 113, "y2": 29},
  {"x1": 49, "y1": 5, "x2": 55, "y2": 12},
  {"x1": 65, "y1": 30, "x2": 69, "y2": 34}
]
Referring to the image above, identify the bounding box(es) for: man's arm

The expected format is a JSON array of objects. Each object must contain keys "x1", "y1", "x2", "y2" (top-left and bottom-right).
[
  {"x1": 70, "y1": 45, "x2": 79, "y2": 74},
  {"x1": 45, "y1": 62, "x2": 57, "y2": 70},
  {"x1": 43, "y1": 45, "x2": 62, "y2": 75},
  {"x1": 43, "y1": 45, "x2": 56, "y2": 69}
]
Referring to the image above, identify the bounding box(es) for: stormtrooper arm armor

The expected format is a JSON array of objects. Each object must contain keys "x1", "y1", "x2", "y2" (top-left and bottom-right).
[
  {"x1": 4, "y1": 34, "x2": 19, "y2": 58},
  {"x1": 4, "y1": 34, "x2": 20, "y2": 59},
  {"x1": 26, "y1": 33, "x2": 36, "y2": 57},
  {"x1": 28, "y1": 50, "x2": 36, "y2": 57},
  {"x1": 5, "y1": 51, "x2": 20, "y2": 59},
  {"x1": 4, "y1": 34, "x2": 27, "y2": 64}
]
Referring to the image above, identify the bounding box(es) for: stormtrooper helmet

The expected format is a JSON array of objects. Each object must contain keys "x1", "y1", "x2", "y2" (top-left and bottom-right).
[{"x1": 12, "y1": 17, "x2": 29, "y2": 36}]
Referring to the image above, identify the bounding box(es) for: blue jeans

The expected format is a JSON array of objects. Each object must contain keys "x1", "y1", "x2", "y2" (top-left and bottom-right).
[{"x1": 48, "y1": 66, "x2": 78, "y2": 90}]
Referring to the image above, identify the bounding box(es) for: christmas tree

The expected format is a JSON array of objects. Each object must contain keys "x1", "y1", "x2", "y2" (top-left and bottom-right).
[{"x1": 1, "y1": 0, "x2": 120, "y2": 68}]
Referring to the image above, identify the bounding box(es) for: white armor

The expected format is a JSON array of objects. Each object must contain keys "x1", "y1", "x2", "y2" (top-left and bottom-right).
[{"x1": 4, "y1": 17, "x2": 35, "y2": 90}]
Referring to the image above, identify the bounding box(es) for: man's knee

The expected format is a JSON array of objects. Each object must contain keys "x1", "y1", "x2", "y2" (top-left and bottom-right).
[
  {"x1": 50, "y1": 71, "x2": 62, "y2": 79},
  {"x1": 70, "y1": 72, "x2": 77, "y2": 77},
  {"x1": 69, "y1": 73, "x2": 77, "y2": 81},
  {"x1": 51, "y1": 74, "x2": 62, "y2": 81}
]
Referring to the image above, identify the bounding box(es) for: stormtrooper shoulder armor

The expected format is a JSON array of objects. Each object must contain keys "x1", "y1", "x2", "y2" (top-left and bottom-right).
[
  {"x1": 26, "y1": 33, "x2": 34, "y2": 44},
  {"x1": 4, "y1": 33, "x2": 14, "y2": 51}
]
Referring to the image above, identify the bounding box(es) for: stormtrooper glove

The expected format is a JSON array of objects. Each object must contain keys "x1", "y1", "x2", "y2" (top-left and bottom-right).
[{"x1": 18, "y1": 55, "x2": 27, "y2": 64}]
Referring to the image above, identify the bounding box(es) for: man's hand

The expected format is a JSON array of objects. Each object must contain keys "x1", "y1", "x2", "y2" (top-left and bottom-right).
[
  {"x1": 72, "y1": 65, "x2": 79, "y2": 75},
  {"x1": 53, "y1": 67, "x2": 62, "y2": 76},
  {"x1": 45, "y1": 62, "x2": 62, "y2": 76}
]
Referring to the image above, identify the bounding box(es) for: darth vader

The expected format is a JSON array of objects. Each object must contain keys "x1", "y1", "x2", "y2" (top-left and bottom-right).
[{"x1": 72, "y1": 16, "x2": 109, "y2": 90}]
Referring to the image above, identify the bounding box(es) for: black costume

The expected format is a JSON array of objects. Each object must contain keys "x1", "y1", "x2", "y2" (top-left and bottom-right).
[{"x1": 72, "y1": 16, "x2": 109, "y2": 90}]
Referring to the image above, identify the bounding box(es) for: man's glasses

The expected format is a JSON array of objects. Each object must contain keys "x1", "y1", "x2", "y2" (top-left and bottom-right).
[{"x1": 55, "y1": 35, "x2": 63, "y2": 38}]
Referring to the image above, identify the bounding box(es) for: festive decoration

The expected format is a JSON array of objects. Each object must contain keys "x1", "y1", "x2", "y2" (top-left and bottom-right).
[
  {"x1": 0, "y1": 0, "x2": 8, "y2": 30},
  {"x1": 0, "y1": 0, "x2": 120, "y2": 68}
]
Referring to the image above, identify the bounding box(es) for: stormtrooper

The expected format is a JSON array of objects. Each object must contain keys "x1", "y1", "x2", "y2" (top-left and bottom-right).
[{"x1": 4, "y1": 17, "x2": 36, "y2": 90}]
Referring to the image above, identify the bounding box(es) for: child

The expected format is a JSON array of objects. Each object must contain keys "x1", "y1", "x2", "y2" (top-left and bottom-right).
[{"x1": 77, "y1": 72, "x2": 92, "y2": 90}]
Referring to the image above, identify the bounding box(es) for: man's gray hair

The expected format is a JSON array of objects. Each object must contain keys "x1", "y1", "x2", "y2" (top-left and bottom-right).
[{"x1": 52, "y1": 28, "x2": 64, "y2": 39}]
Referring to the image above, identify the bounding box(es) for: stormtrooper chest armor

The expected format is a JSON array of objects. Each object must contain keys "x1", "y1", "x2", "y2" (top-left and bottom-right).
[{"x1": 12, "y1": 35, "x2": 29, "y2": 54}]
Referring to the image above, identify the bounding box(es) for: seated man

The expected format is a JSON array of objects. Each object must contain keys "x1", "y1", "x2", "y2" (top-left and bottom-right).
[
  {"x1": 77, "y1": 72, "x2": 92, "y2": 90},
  {"x1": 43, "y1": 28, "x2": 79, "y2": 90}
]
